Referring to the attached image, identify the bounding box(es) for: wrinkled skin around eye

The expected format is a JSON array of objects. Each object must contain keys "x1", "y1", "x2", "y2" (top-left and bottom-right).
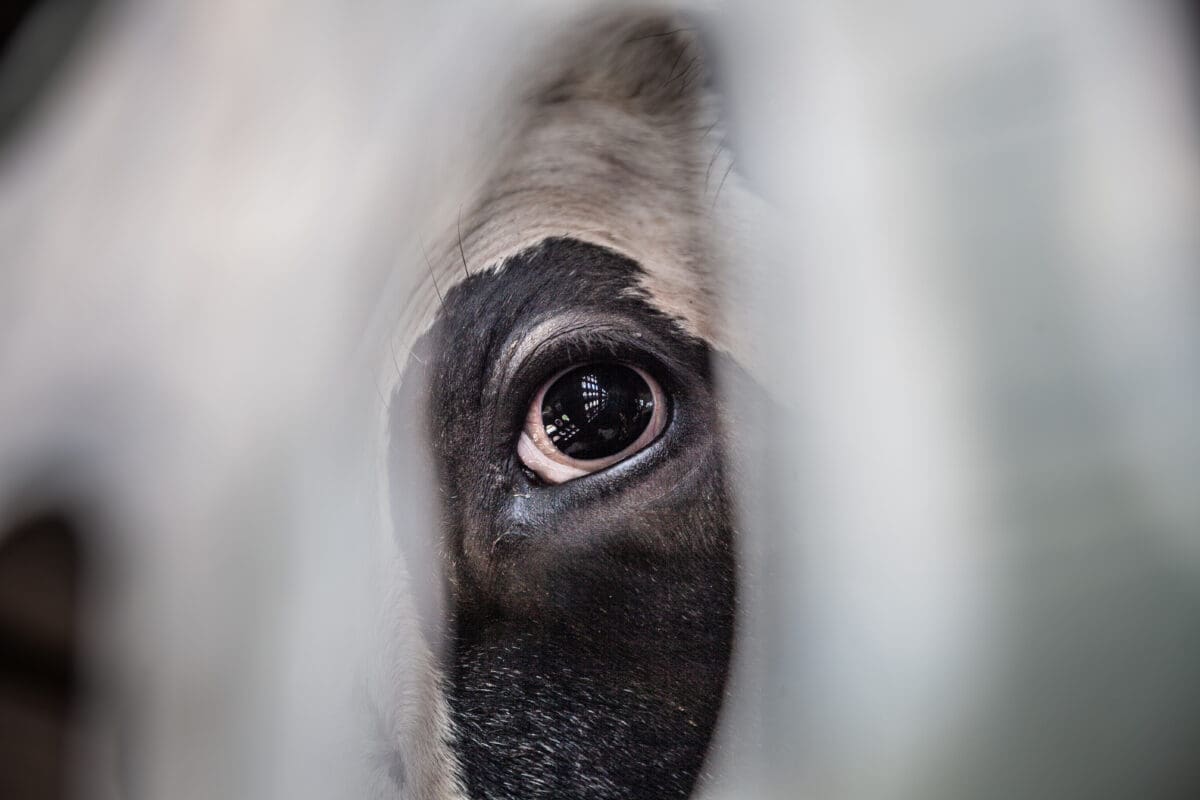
[
  {"x1": 411, "y1": 238, "x2": 735, "y2": 800},
  {"x1": 517, "y1": 363, "x2": 668, "y2": 484}
]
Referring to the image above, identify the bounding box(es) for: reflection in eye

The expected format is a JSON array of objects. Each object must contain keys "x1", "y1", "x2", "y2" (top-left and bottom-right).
[
  {"x1": 542, "y1": 364, "x2": 655, "y2": 459},
  {"x1": 517, "y1": 363, "x2": 667, "y2": 484}
]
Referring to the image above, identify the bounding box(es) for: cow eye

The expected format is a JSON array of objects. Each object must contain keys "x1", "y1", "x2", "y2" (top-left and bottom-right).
[{"x1": 516, "y1": 363, "x2": 668, "y2": 484}]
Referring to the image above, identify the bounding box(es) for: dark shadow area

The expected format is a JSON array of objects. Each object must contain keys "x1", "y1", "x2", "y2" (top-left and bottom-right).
[
  {"x1": 1182, "y1": 0, "x2": 1200, "y2": 105},
  {"x1": 0, "y1": 0, "x2": 44, "y2": 54},
  {"x1": 0, "y1": 0, "x2": 107, "y2": 147},
  {"x1": 0, "y1": 512, "x2": 84, "y2": 800}
]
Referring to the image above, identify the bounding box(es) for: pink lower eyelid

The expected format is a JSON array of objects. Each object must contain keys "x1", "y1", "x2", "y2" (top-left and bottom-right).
[{"x1": 517, "y1": 431, "x2": 589, "y2": 484}]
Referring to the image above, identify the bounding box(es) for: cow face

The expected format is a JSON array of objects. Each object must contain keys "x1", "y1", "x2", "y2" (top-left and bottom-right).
[
  {"x1": 411, "y1": 237, "x2": 734, "y2": 799},
  {"x1": 380, "y1": 11, "x2": 742, "y2": 798}
]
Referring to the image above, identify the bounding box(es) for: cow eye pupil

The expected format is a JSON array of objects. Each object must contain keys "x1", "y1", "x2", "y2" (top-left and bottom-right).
[{"x1": 541, "y1": 364, "x2": 655, "y2": 460}]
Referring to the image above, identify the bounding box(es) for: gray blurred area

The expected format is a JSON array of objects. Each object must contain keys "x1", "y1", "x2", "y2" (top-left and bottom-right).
[{"x1": 0, "y1": 1, "x2": 1197, "y2": 799}]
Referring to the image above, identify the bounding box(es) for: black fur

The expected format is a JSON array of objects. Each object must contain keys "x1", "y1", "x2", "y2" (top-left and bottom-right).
[{"x1": 409, "y1": 238, "x2": 735, "y2": 799}]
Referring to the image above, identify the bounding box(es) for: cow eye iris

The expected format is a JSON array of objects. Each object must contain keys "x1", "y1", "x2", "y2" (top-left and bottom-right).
[
  {"x1": 541, "y1": 365, "x2": 654, "y2": 459},
  {"x1": 517, "y1": 362, "x2": 668, "y2": 485}
]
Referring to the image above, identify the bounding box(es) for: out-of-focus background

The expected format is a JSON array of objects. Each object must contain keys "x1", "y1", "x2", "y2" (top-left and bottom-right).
[{"x1": 0, "y1": 2, "x2": 1196, "y2": 799}]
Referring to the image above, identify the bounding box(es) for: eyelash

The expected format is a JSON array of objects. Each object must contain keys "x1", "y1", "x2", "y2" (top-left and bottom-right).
[{"x1": 501, "y1": 336, "x2": 667, "y2": 434}]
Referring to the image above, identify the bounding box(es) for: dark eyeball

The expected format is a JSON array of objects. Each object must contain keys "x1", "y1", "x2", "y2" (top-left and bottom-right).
[{"x1": 517, "y1": 363, "x2": 667, "y2": 484}]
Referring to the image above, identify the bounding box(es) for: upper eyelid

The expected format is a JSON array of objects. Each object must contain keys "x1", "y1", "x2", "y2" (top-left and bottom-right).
[{"x1": 485, "y1": 312, "x2": 668, "y2": 405}]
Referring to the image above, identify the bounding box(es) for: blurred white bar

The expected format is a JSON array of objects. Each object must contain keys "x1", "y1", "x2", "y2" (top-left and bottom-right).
[{"x1": 715, "y1": 1, "x2": 1200, "y2": 798}]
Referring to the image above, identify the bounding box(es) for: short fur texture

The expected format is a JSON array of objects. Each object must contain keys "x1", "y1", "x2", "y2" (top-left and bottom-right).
[
  {"x1": 384, "y1": 9, "x2": 739, "y2": 379},
  {"x1": 405, "y1": 239, "x2": 735, "y2": 798}
]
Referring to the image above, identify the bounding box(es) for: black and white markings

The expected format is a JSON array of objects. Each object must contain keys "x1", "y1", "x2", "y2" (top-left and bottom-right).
[{"x1": 414, "y1": 238, "x2": 735, "y2": 800}]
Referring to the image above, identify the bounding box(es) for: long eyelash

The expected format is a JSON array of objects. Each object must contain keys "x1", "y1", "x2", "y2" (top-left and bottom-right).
[
  {"x1": 671, "y1": 57, "x2": 704, "y2": 98},
  {"x1": 664, "y1": 56, "x2": 698, "y2": 90},
  {"x1": 420, "y1": 236, "x2": 445, "y2": 309},
  {"x1": 712, "y1": 159, "x2": 734, "y2": 209},
  {"x1": 624, "y1": 27, "x2": 694, "y2": 44},
  {"x1": 704, "y1": 138, "x2": 726, "y2": 188},
  {"x1": 663, "y1": 47, "x2": 688, "y2": 85},
  {"x1": 389, "y1": 338, "x2": 403, "y2": 380},
  {"x1": 457, "y1": 208, "x2": 471, "y2": 277}
]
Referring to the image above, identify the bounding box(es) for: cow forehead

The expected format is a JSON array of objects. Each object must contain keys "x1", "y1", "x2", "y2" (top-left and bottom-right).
[{"x1": 379, "y1": 10, "x2": 744, "y2": 398}]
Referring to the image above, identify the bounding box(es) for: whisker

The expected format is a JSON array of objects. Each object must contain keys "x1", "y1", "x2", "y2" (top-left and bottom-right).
[
  {"x1": 705, "y1": 139, "x2": 726, "y2": 188},
  {"x1": 457, "y1": 208, "x2": 471, "y2": 277},
  {"x1": 663, "y1": 48, "x2": 687, "y2": 85},
  {"x1": 419, "y1": 236, "x2": 445, "y2": 308},
  {"x1": 712, "y1": 159, "x2": 734, "y2": 209},
  {"x1": 389, "y1": 337, "x2": 403, "y2": 379},
  {"x1": 664, "y1": 56, "x2": 698, "y2": 90},
  {"x1": 675, "y1": 60, "x2": 704, "y2": 97},
  {"x1": 626, "y1": 27, "x2": 693, "y2": 44}
]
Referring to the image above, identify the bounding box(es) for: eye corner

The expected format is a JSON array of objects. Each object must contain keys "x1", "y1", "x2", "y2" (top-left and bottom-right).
[{"x1": 517, "y1": 461, "x2": 543, "y2": 487}]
